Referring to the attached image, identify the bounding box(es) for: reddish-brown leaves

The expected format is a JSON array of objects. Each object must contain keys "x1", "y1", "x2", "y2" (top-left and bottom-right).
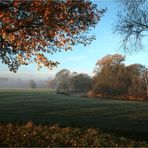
[{"x1": 0, "y1": 0, "x2": 105, "y2": 72}]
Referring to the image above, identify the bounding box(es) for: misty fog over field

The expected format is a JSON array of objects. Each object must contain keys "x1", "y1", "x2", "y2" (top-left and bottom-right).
[{"x1": 0, "y1": 77, "x2": 49, "y2": 89}]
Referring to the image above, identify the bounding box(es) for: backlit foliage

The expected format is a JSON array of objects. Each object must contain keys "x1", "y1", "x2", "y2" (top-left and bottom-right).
[
  {"x1": 94, "y1": 54, "x2": 125, "y2": 73},
  {"x1": 93, "y1": 54, "x2": 148, "y2": 99},
  {"x1": 0, "y1": 0, "x2": 105, "y2": 72}
]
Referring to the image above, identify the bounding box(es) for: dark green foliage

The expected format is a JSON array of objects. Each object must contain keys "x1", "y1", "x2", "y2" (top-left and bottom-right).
[{"x1": 69, "y1": 73, "x2": 92, "y2": 92}]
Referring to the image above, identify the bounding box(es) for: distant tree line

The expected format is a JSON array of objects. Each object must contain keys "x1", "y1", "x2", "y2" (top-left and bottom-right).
[
  {"x1": 49, "y1": 69, "x2": 92, "y2": 93},
  {"x1": 92, "y1": 54, "x2": 148, "y2": 100},
  {"x1": 0, "y1": 78, "x2": 49, "y2": 89},
  {"x1": 49, "y1": 54, "x2": 148, "y2": 101}
]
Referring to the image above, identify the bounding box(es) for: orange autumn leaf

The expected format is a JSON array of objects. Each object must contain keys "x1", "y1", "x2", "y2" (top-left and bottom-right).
[{"x1": 0, "y1": 0, "x2": 106, "y2": 72}]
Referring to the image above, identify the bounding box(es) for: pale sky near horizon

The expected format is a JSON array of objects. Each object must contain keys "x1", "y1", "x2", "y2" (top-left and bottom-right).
[{"x1": 0, "y1": 0, "x2": 148, "y2": 80}]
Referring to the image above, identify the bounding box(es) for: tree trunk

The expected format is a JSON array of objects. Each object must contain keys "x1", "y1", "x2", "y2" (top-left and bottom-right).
[
  {"x1": 146, "y1": 81, "x2": 148, "y2": 99},
  {"x1": 146, "y1": 69, "x2": 148, "y2": 98}
]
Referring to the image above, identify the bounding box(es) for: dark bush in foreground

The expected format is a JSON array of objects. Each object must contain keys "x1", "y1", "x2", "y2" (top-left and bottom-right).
[{"x1": 0, "y1": 122, "x2": 148, "y2": 147}]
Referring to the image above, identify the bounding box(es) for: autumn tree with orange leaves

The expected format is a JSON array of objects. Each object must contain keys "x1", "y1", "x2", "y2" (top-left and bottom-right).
[
  {"x1": 93, "y1": 54, "x2": 127, "y2": 96},
  {"x1": 0, "y1": 0, "x2": 105, "y2": 72},
  {"x1": 93, "y1": 54, "x2": 148, "y2": 100}
]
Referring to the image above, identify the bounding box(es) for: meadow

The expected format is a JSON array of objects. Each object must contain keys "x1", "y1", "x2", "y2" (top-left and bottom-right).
[{"x1": 0, "y1": 89, "x2": 148, "y2": 146}]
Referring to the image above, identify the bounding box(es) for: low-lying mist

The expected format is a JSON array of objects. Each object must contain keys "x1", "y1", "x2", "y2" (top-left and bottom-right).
[{"x1": 0, "y1": 77, "x2": 49, "y2": 89}]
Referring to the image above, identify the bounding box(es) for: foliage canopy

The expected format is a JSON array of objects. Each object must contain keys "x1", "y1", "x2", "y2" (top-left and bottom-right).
[
  {"x1": 93, "y1": 54, "x2": 148, "y2": 99},
  {"x1": 0, "y1": 0, "x2": 105, "y2": 72}
]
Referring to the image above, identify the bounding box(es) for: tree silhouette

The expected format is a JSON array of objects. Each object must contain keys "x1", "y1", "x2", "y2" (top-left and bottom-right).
[
  {"x1": 114, "y1": 0, "x2": 148, "y2": 52},
  {"x1": 29, "y1": 80, "x2": 36, "y2": 89}
]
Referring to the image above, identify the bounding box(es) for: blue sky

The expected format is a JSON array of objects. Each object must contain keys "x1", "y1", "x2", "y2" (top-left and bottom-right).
[{"x1": 0, "y1": 0, "x2": 148, "y2": 80}]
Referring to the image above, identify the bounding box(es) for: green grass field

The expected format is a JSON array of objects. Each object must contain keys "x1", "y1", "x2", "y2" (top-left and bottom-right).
[{"x1": 0, "y1": 89, "x2": 148, "y2": 141}]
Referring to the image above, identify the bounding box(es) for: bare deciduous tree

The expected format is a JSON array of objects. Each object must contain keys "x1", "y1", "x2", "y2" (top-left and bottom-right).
[{"x1": 114, "y1": 0, "x2": 148, "y2": 52}]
